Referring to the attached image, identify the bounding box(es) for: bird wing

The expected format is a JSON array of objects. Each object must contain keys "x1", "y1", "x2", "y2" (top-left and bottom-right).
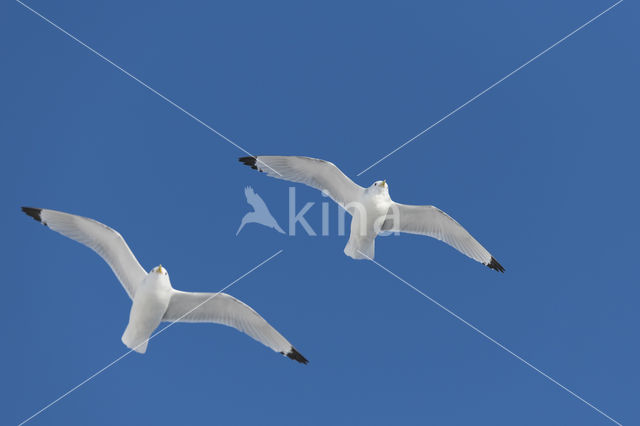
[
  {"x1": 163, "y1": 290, "x2": 308, "y2": 363},
  {"x1": 239, "y1": 156, "x2": 364, "y2": 210},
  {"x1": 381, "y1": 203, "x2": 504, "y2": 272},
  {"x1": 244, "y1": 186, "x2": 269, "y2": 212},
  {"x1": 22, "y1": 207, "x2": 147, "y2": 298}
]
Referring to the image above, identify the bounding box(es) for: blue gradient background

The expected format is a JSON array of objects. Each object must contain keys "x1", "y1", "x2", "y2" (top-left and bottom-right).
[{"x1": 1, "y1": 1, "x2": 638, "y2": 425}]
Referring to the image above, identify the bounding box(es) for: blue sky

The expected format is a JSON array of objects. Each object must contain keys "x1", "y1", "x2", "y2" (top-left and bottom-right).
[{"x1": 1, "y1": 1, "x2": 638, "y2": 425}]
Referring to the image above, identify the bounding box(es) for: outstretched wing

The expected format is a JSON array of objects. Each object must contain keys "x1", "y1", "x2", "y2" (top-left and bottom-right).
[
  {"x1": 163, "y1": 290, "x2": 308, "y2": 363},
  {"x1": 239, "y1": 156, "x2": 364, "y2": 210},
  {"x1": 22, "y1": 207, "x2": 147, "y2": 298},
  {"x1": 381, "y1": 203, "x2": 504, "y2": 272}
]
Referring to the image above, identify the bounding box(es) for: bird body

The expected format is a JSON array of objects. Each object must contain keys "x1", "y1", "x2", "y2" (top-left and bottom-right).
[
  {"x1": 344, "y1": 185, "x2": 392, "y2": 259},
  {"x1": 121, "y1": 267, "x2": 172, "y2": 353},
  {"x1": 239, "y1": 155, "x2": 504, "y2": 272}
]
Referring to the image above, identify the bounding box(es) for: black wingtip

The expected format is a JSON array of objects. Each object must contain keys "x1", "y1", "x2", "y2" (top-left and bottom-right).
[
  {"x1": 238, "y1": 156, "x2": 262, "y2": 171},
  {"x1": 487, "y1": 257, "x2": 505, "y2": 273},
  {"x1": 282, "y1": 347, "x2": 309, "y2": 364},
  {"x1": 22, "y1": 207, "x2": 44, "y2": 225}
]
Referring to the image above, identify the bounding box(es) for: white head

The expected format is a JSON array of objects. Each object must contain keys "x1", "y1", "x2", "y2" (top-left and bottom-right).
[
  {"x1": 369, "y1": 180, "x2": 389, "y2": 194},
  {"x1": 151, "y1": 265, "x2": 169, "y2": 277}
]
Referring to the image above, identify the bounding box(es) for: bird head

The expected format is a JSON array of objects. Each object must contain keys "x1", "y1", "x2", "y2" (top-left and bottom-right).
[
  {"x1": 370, "y1": 180, "x2": 389, "y2": 193},
  {"x1": 152, "y1": 265, "x2": 168, "y2": 276}
]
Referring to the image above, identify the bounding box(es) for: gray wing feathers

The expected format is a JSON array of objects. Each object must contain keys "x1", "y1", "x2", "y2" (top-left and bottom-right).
[
  {"x1": 382, "y1": 203, "x2": 494, "y2": 266},
  {"x1": 37, "y1": 209, "x2": 146, "y2": 298},
  {"x1": 163, "y1": 291, "x2": 295, "y2": 355},
  {"x1": 245, "y1": 156, "x2": 364, "y2": 209}
]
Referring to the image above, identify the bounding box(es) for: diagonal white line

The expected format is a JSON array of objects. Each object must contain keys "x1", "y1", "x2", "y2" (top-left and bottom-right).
[
  {"x1": 15, "y1": 0, "x2": 281, "y2": 176},
  {"x1": 358, "y1": 251, "x2": 622, "y2": 425},
  {"x1": 357, "y1": 0, "x2": 624, "y2": 176},
  {"x1": 18, "y1": 249, "x2": 284, "y2": 426}
]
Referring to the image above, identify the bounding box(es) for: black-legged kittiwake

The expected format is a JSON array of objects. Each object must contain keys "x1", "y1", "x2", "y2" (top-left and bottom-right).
[
  {"x1": 22, "y1": 207, "x2": 308, "y2": 363},
  {"x1": 239, "y1": 156, "x2": 504, "y2": 272}
]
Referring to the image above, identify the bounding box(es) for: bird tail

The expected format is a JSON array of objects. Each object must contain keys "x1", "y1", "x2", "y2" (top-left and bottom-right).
[
  {"x1": 344, "y1": 235, "x2": 375, "y2": 260},
  {"x1": 121, "y1": 325, "x2": 149, "y2": 354}
]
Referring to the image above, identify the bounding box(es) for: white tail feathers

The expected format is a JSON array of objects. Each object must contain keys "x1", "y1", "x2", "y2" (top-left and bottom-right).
[
  {"x1": 344, "y1": 236, "x2": 375, "y2": 260},
  {"x1": 121, "y1": 326, "x2": 149, "y2": 354}
]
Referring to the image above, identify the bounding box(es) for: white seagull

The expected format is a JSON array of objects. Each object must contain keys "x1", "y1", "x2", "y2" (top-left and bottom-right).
[
  {"x1": 239, "y1": 156, "x2": 504, "y2": 272},
  {"x1": 22, "y1": 207, "x2": 308, "y2": 363}
]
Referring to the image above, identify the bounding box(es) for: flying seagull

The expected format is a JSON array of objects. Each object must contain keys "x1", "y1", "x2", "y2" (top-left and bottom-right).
[
  {"x1": 21, "y1": 207, "x2": 308, "y2": 363},
  {"x1": 237, "y1": 186, "x2": 285, "y2": 235},
  {"x1": 239, "y1": 156, "x2": 504, "y2": 272}
]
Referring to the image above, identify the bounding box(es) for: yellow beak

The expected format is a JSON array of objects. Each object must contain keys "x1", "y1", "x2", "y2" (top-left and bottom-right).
[{"x1": 381, "y1": 180, "x2": 387, "y2": 188}]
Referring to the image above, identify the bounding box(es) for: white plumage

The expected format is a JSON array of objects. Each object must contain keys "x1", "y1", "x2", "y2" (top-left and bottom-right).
[
  {"x1": 22, "y1": 207, "x2": 308, "y2": 363},
  {"x1": 239, "y1": 155, "x2": 504, "y2": 272}
]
